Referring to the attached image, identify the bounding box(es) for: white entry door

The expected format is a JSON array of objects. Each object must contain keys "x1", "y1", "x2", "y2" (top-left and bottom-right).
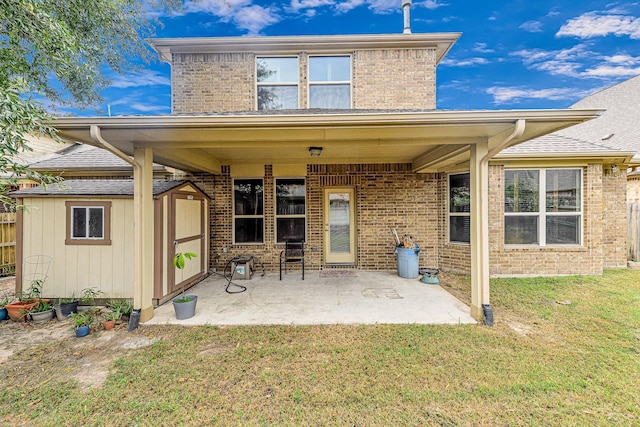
[{"x1": 324, "y1": 188, "x2": 356, "y2": 264}]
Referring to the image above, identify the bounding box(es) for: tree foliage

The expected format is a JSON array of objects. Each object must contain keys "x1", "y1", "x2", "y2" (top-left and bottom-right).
[{"x1": 0, "y1": 0, "x2": 183, "y2": 207}]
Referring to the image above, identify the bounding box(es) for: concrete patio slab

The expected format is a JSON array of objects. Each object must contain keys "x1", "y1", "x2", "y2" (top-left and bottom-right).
[{"x1": 144, "y1": 270, "x2": 477, "y2": 326}]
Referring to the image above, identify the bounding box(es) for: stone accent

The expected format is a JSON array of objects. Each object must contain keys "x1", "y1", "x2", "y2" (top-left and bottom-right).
[{"x1": 602, "y1": 168, "x2": 628, "y2": 268}]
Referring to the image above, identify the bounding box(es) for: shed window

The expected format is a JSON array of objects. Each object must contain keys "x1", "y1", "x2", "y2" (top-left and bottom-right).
[
  {"x1": 275, "y1": 179, "x2": 306, "y2": 243},
  {"x1": 65, "y1": 201, "x2": 111, "y2": 246},
  {"x1": 504, "y1": 168, "x2": 582, "y2": 245},
  {"x1": 234, "y1": 179, "x2": 264, "y2": 243}
]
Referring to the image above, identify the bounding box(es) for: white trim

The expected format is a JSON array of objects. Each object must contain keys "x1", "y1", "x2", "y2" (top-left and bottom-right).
[
  {"x1": 70, "y1": 206, "x2": 105, "y2": 240},
  {"x1": 256, "y1": 56, "x2": 300, "y2": 110},
  {"x1": 232, "y1": 178, "x2": 265, "y2": 244},
  {"x1": 447, "y1": 172, "x2": 471, "y2": 245},
  {"x1": 308, "y1": 55, "x2": 352, "y2": 109},
  {"x1": 274, "y1": 177, "x2": 307, "y2": 244}
]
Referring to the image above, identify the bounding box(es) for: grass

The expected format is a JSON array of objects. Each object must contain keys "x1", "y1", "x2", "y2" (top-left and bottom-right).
[{"x1": 1, "y1": 269, "x2": 639, "y2": 426}]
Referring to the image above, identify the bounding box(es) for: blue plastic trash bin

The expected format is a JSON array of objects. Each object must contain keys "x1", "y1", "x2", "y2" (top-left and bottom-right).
[{"x1": 394, "y1": 246, "x2": 421, "y2": 279}]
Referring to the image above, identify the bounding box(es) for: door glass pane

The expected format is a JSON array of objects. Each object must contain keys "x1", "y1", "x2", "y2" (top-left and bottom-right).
[
  {"x1": 329, "y1": 193, "x2": 350, "y2": 253},
  {"x1": 546, "y1": 169, "x2": 581, "y2": 212},
  {"x1": 546, "y1": 216, "x2": 580, "y2": 244},
  {"x1": 72, "y1": 208, "x2": 86, "y2": 238},
  {"x1": 88, "y1": 208, "x2": 104, "y2": 238},
  {"x1": 505, "y1": 170, "x2": 539, "y2": 213},
  {"x1": 504, "y1": 216, "x2": 538, "y2": 244}
]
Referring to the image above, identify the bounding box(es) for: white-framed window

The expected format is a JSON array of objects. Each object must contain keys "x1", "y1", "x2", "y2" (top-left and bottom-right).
[
  {"x1": 504, "y1": 168, "x2": 582, "y2": 246},
  {"x1": 256, "y1": 57, "x2": 299, "y2": 110},
  {"x1": 275, "y1": 178, "x2": 306, "y2": 243},
  {"x1": 65, "y1": 201, "x2": 111, "y2": 245},
  {"x1": 309, "y1": 55, "x2": 351, "y2": 109},
  {"x1": 233, "y1": 179, "x2": 264, "y2": 243},
  {"x1": 448, "y1": 173, "x2": 470, "y2": 244}
]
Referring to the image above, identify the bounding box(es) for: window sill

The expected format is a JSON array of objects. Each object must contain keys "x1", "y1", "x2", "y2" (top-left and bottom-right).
[{"x1": 503, "y1": 245, "x2": 585, "y2": 252}]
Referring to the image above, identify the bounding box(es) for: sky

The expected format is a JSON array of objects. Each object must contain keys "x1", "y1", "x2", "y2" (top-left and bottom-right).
[{"x1": 68, "y1": 0, "x2": 640, "y2": 116}]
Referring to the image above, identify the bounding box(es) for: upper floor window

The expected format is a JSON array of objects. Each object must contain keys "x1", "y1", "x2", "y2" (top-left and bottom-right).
[
  {"x1": 504, "y1": 168, "x2": 582, "y2": 246},
  {"x1": 234, "y1": 179, "x2": 264, "y2": 243},
  {"x1": 309, "y1": 56, "x2": 351, "y2": 109},
  {"x1": 275, "y1": 179, "x2": 306, "y2": 243},
  {"x1": 65, "y1": 201, "x2": 111, "y2": 246},
  {"x1": 448, "y1": 173, "x2": 470, "y2": 244},
  {"x1": 257, "y1": 57, "x2": 299, "y2": 110}
]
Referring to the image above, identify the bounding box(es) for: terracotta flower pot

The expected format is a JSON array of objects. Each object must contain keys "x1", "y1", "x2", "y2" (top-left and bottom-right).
[
  {"x1": 6, "y1": 301, "x2": 38, "y2": 322},
  {"x1": 102, "y1": 320, "x2": 116, "y2": 330}
]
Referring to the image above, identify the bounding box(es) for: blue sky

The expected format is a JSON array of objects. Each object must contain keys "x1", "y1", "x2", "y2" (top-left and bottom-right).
[{"x1": 69, "y1": 0, "x2": 640, "y2": 116}]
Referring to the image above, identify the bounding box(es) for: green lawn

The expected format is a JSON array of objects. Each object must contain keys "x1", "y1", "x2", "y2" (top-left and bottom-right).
[{"x1": 1, "y1": 269, "x2": 639, "y2": 426}]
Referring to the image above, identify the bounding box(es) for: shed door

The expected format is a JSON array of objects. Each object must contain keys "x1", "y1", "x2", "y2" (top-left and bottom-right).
[{"x1": 171, "y1": 194, "x2": 206, "y2": 292}]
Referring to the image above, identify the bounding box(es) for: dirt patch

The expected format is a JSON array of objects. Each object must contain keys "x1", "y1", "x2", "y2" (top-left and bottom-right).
[{"x1": 1, "y1": 281, "x2": 170, "y2": 390}]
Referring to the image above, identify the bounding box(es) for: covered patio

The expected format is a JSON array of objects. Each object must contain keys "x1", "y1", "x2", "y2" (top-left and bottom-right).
[{"x1": 144, "y1": 270, "x2": 476, "y2": 326}]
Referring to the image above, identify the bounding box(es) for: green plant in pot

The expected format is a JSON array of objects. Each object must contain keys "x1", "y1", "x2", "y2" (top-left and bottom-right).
[
  {"x1": 69, "y1": 312, "x2": 94, "y2": 337},
  {"x1": 172, "y1": 252, "x2": 198, "y2": 320},
  {"x1": 102, "y1": 309, "x2": 120, "y2": 330},
  {"x1": 78, "y1": 287, "x2": 103, "y2": 312},
  {"x1": 54, "y1": 294, "x2": 79, "y2": 321},
  {"x1": 6, "y1": 279, "x2": 48, "y2": 322},
  {"x1": 107, "y1": 299, "x2": 133, "y2": 321},
  {"x1": 29, "y1": 299, "x2": 55, "y2": 323}
]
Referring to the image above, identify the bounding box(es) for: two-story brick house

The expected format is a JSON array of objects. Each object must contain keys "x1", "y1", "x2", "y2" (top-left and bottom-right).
[{"x1": 14, "y1": 32, "x2": 629, "y2": 323}]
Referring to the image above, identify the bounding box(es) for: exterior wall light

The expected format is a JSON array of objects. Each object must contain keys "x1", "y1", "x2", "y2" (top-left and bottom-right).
[{"x1": 309, "y1": 147, "x2": 323, "y2": 157}]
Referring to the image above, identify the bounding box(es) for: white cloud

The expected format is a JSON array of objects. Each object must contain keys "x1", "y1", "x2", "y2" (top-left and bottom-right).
[
  {"x1": 520, "y1": 20, "x2": 543, "y2": 32},
  {"x1": 557, "y1": 11, "x2": 640, "y2": 39},
  {"x1": 472, "y1": 43, "x2": 494, "y2": 53},
  {"x1": 440, "y1": 57, "x2": 489, "y2": 67},
  {"x1": 109, "y1": 70, "x2": 171, "y2": 89},
  {"x1": 290, "y1": 0, "x2": 335, "y2": 12},
  {"x1": 184, "y1": 0, "x2": 281, "y2": 34},
  {"x1": 334, "y1": 0, "x2": 447, "y2": 14},
  {"x1": 486, "y1": 86, "x2": 590, "y2": 104}
]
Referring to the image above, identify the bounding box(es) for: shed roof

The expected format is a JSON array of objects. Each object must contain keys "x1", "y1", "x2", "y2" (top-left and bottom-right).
[{"x1": 10, "y1": 179, "x2": 205, "y2": 198}]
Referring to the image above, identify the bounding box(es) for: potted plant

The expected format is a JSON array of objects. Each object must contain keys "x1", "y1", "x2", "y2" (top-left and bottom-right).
[
  {"x1": 29, "y1": 299, "x2": 55, "y2": 323},
  {"x1": 107, "y1": 299, "x2": 133, "y2": 322},
  {"x1": 53, "y1": 294, "x2": 79, "y2": 321},
  {"x1": 0, "y1": 291, "x2": 12, "y2": 321},
  {"x1": 5, "y1": 280, "x2": 48, "y2": 322},
  {"x1": 69, "y1": 312, "x2": 94, "y2": 338},
  {"x1": 78, "y1": 287, "x2": 103, "y2": 312},
  {"x1": 172, "y1": 252, "x2": 198, "y2": 320},
  {"x1": 101, "y1": 309, "x2": 120, "y2": 330}
]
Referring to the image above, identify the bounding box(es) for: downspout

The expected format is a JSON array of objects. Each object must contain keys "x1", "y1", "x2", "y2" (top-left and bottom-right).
[
  {"x1": 89, "y1": 125, "x2": 143, "y2": 330},
  {"x1": 90, "y1": 125, "x2": 140, "y2": 171},
  {"x1": 476, "y1": 119, "x2": 526, "y2": 325}
]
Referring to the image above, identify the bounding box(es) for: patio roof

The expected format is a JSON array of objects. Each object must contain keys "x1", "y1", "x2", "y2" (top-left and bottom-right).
[{"x1": 53, "y1": 109, "x2": 602, "y2": 174}]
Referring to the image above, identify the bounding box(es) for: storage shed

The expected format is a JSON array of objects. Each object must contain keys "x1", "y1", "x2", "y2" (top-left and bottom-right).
[{"x1": 11, "y1": 179, "x2": 210, "y2": 304}]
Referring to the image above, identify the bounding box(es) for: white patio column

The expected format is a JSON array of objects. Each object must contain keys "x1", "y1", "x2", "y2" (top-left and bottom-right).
[
  {"x1": 133, "y1": 147, "x2": 155, "y2": 322},
  {"x1": 470, "y1": 141, "x2": 490, "y2": 322}
]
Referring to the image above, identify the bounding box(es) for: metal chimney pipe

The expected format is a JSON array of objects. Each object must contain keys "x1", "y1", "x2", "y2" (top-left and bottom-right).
[{"x1": 402, "y1": 0, "x2": 412, "y2": 34}]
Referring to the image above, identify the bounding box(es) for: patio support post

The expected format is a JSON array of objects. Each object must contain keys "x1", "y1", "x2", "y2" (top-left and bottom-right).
[
  {"x1": 133, "y1": 147, "x2": 155, "y2": 322},
  {"x1": 470, "y1": 141, "x2": 490, "y2": 322}
]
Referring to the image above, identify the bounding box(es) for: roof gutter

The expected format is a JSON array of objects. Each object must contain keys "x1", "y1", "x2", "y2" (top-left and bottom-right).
[
  {"x1": 89, "y1": 125, "x2": 140, "y2": 172},
  {"x1": 484, "y1": 118, "x2": 526, "y2": 162}
]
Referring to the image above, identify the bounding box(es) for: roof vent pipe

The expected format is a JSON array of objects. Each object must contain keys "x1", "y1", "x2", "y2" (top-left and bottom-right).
[{"x1": 402, "y1": 0, "x2": 412, "y2": 34}]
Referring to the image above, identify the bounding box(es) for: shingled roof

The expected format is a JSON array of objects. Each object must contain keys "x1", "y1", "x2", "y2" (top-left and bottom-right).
[
  {"x1": 10, "y1": 179, "x2": 200, "y2": 197},
  {"x1": 29, "y1": 145, "x2": 168, "y2": 174},
  {"x1": 504, "y1": 75, "x2": 640, "y2": 159}
]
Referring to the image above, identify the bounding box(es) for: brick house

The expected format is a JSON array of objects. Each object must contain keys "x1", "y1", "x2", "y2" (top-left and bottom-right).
[{"x1": 14, "y1": 32, "x2": 630, "y2": 323}]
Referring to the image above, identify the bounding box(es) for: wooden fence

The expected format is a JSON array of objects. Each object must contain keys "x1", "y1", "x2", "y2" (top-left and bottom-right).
[{"x1": 0, "y1": 212, "x2": 16, "y2": 276}]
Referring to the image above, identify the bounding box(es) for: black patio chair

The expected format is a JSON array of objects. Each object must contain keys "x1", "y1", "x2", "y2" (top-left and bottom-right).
[{"x1": 280, "y1": 241, "x2": 304, "y2": 280}]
